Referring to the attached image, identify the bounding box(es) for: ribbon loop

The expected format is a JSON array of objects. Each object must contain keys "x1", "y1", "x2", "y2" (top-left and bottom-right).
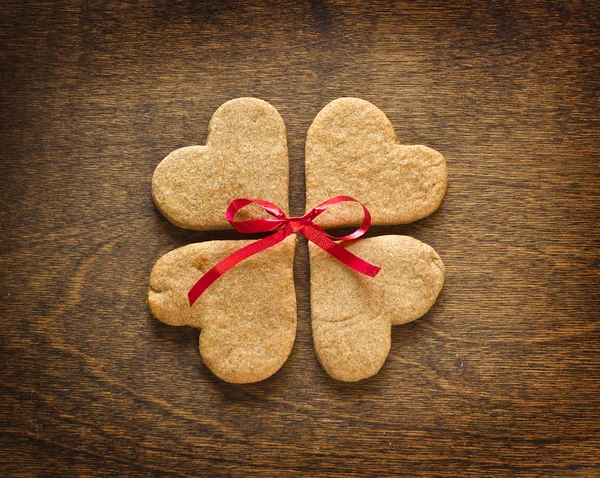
[
  {"x1": 226, "y1": 198, "x2": 287, "y2": 233},
  {"x1": 188, "y1": 196, "x2": 381, "y2": 306}
]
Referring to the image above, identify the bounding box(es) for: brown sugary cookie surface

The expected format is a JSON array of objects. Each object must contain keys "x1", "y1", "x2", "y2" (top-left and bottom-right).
[
  {"x1": 149, "y1": 235, "x2": 297, "y2": 383},
  {"x1": 305, "y1": 98, "x2": 447, "y2": 228},
  {"x1": 309, "y1": 235, "x2": 444, "y2": 382},
  {"x1": 153, "y1": 97, "x2": 289, "y2": 230}
]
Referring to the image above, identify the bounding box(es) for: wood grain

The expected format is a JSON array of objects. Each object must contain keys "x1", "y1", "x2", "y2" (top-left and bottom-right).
[{"x1": 1, "y1": 1, "x2": 599, "y2": 476}]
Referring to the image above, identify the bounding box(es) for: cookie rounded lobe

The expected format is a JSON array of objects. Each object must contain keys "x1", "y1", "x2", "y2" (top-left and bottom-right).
[
  {"x1": 313, "y1": 315, "x2": 391, "y2": 382},
  {"x1": 152, "y1": 145, "x2": 213, "y2": 230}
]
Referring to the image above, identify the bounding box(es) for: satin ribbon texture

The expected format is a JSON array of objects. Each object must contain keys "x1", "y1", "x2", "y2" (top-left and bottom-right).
[{"x1": 188, "y1": 196, "x2": 382, "y2": 306}]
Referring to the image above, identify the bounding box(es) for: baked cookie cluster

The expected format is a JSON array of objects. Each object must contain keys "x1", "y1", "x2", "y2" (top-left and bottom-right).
[{"x1": 149, "y1": 97, "x2": 446, "y2": 383}]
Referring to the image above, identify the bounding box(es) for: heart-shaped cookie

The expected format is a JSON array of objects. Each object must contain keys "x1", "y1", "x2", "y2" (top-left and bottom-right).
[
  {"x1": 149, "y1": 236, "x2": 297, "y2": 383},
  {"x1": 309, "y1": 235, "x2": 444, "y2": 382},
  {"x1": 152, "y1": 97, "x2": 290, "y2": 230},
  {"x1": 305, "y1": 97, "x2": 447, "y2": 228}
]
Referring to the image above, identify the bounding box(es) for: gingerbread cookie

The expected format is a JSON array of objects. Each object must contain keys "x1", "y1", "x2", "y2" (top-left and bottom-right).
[
  {"x1": 309, "y1": 235, "x2": 445, "y2": 382},
  {"x1": 152, "y1": 97, "x2": 289, "y2": 230},
  {"x1": 305, "y1": 97, "x2": 447, "y2": 228},
  {"x1": 149, "y1": 236, "x2": 297, "y2": 384}
]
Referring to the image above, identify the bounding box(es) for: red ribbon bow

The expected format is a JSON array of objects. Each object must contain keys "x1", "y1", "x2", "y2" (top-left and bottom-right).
[{"x1": 188, "y1": 196, "x2": 381, "y2": 306}]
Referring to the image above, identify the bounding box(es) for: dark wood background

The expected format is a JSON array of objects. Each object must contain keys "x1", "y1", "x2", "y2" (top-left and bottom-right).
[{"x1": 1, "y1": 1, "x2": 599, "y2": 476}]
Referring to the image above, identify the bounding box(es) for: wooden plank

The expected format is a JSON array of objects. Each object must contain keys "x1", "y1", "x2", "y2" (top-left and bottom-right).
[{"x1": 1, "y1": 1, "x2": 599, "y2": 476}]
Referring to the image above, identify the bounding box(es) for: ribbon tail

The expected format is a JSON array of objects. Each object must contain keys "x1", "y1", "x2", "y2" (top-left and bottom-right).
[
  {"x1": 301, "y1": 225, "x2": 381, "y2": 277},
  {"x1": 188, "y1": 227, "x2": 292, "y2": 306}
]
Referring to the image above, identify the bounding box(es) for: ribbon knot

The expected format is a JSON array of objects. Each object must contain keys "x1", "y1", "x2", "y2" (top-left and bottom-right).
[
  {"x1": 287, "y1": 217, "x2": 304, "y2": 233},
  {"x1": 188, "y1": 196, "x2": 381, "y2": 306}
]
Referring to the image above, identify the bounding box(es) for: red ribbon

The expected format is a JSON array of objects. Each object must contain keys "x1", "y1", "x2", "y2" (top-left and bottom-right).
[{"x1": 188, "y1": 196, "x2": 381, "y2": 306}]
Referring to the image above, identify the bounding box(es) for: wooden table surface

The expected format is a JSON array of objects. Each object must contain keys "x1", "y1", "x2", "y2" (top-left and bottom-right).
[{"x1": 1, "y1": 1, "x2": 599, "y2": 476}]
